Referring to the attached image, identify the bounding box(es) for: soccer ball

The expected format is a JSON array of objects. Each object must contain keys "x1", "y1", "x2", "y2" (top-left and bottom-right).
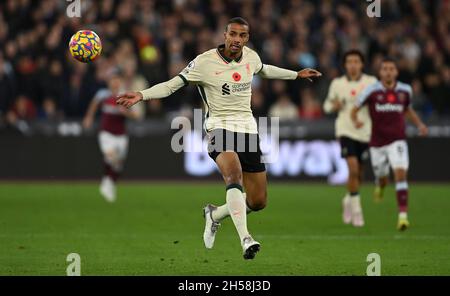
[{"x1": 69, "y1": 30, "x2": 102, "y2": 63}]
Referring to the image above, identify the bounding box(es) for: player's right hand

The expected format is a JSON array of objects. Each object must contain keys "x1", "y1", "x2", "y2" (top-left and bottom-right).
[
  {"x1": 116, "y1": 92, "x2": 143, "y2": 108},
  {"x1": 82, "y1": 116, "x2": 93, "y2": 129},
  {"x1": 331, "y1": 99, "x2": 343, "y2": 111}
]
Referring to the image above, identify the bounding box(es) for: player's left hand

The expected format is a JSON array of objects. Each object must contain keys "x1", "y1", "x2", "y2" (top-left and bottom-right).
[
  {"x1": 298, "y1": 68, "x2": 322, "y2": 82},
  {"x1": 418, "y1": 123, "x2": 428, "y2": 136}
]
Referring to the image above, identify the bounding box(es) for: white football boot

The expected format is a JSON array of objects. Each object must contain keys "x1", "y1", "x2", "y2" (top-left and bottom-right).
[
  {"x1": 242, "y1": 236, "x2": 260, "y2": 260},
  {"x1": 100, "y1": 176, "x2": 116, "y2": 203},
  {"x1": 203, "y1": 204, "x2": 221, "y2": 249}
]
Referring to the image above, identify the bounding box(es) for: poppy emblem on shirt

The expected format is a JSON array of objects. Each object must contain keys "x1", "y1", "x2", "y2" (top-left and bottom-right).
[
  {"x1": 351, "y1": 89, "x2": 356, "y2": 96},
  {"x1": 232, "y1": 72, "x2": 241, "y2": 81},
  {"x1": 387, "y1": 93, "x2": 396, "y2": 103}
]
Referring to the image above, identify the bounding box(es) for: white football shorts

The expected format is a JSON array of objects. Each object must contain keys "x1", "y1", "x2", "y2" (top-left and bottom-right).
[
  {"x1": 369, "y1": 140, "x2": 409, "y2": 178},
  {"x1": 98, "y1": 131, "x2": 129, "y2": 160}
]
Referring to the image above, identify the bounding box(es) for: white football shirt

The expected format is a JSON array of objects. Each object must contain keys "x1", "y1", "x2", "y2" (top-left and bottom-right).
[
  {"x1": 323, "y1": 74, "x2": 377, "y2": 142},
  {"x1": 139, "y1": 44, "x2": 298, "y2": 134},
  {"x1": 178, "y1": 45, "x2": 296, "y2": 134}
]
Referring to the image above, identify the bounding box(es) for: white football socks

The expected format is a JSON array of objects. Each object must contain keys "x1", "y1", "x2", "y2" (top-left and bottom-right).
[
  {"x1": 212, "y1": 193, "x2": 252, "y2": 222},
  {"x1": 350, "y1": 194, "x2": 362, "y2": 213},
  {"x1": 226, "y1": 187, "x2": 250, "y2": 241},
  {"x1": 212, "y1": 204, "x2": 229, "y2": 221}
]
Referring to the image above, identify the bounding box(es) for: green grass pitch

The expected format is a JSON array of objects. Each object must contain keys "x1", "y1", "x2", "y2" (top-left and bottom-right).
[{"x1": 0, "y1": 182, "x2": 449, "y2": 275}]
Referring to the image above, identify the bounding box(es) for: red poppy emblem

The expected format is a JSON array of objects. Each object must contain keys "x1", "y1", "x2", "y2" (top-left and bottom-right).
[
  {"x1": 387, "y1": 93, "x2": 396, "y2": 103},
  {"x1": 232, "y1": 72, "x2": 241, "y2": 81},
  {"x1": 351, "y1": 89, "x2": 356, "y2": 96}
]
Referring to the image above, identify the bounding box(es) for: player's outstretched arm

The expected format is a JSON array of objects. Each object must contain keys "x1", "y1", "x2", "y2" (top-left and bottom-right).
[
  {"x1": 258, "y1": 64, "x2": 322, "y2": 81},
  {"x1": 405, "y1": 107, "x2": 428, "y2": 136},
  {"x1": 116, "y1": 76, "x2": 185, "y2": 109}
]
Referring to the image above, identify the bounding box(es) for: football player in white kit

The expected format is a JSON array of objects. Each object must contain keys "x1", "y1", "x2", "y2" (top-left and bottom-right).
[
  {"x1": 116, "y1": 17, "x2": 322, "y2": 259},
  {"x1": 323, "y1": 50, "x2": 377, "y2": 227}
]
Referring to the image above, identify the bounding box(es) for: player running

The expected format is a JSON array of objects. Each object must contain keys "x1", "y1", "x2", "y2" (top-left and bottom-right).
[
  {"x1": 83, "y1": 73, "x2": 142, "y2": 202},
  {"x1": 351, "y1": 58, "x2": 428, "y2": 231},
  {"x1": 323, "y1": 50, "x2": 377, "y2": 227},
  {"x1": 116, "y1": 17, "x2": 322, "y2": 259}
]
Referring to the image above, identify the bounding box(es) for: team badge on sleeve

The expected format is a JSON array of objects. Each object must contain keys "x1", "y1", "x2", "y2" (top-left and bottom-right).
[{"x1": 182, "y1": 60, "x2": 195, "y2": 75}]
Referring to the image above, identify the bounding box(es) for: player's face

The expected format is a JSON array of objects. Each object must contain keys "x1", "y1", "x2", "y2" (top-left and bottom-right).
[
  {"x1": 224, "y1": 23, "x2": 249, "y2": 55},
  {"x1": 109, "y1": 76, "x2": 122, "y2": 95},
  {"x1": 344, "y1": 55, "x2": 363, "y2": 77},
  {"x1": 379, "y1": 62, "x2": 398, "y2": 84}
]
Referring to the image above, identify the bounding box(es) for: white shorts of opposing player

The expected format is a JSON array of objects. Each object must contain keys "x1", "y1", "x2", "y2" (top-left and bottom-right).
[
  {"x1": 98, "y1": 131, "x2": 129, "y2": 163},
  {"x1": 98, "y1": 131, "x2": 129, "y2": 202},
  {"x1": 370, "y1": 140, "x2": 409, "y2": 178}
]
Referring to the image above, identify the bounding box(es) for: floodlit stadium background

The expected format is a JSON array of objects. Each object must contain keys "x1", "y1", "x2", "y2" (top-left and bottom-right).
[
  {"x1": 1, "y1": 0, "x2": 450, "y2": 276},
  {"x1": 1, "y1": 0, "x2": 449, "y2": 181}
]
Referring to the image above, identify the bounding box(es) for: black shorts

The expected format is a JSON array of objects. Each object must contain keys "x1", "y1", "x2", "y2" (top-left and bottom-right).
[
  {"x1": 207, "y1": 129, "x2": 266, "y2": 173},
  {"x1": 339, "y1": 136, "x2": 369, "y2": 163}
]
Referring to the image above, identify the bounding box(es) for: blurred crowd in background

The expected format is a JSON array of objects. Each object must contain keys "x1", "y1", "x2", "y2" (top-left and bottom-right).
[{"x1": 0, "y1": 0, "x2": 449, "y2": 128}]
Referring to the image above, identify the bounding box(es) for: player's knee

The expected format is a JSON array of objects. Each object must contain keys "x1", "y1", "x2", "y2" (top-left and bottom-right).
[
  {"x1": 223, "y1": 170, "x2": 242, "y2": 185},
  {"x1": 379, "y1": 176, "x2": 389, "y2": 186},
  {"x1": 247, "y1": 192, "x2": 267, "y2": 211},
  {"x1": 348, "y1": 168, "x2": 359, "y2": 180},
  {"x1": 347, "y1": 161, "x2": 359, "y2": 179},
  {"x1": 395, "y1": 173, "x2": 407, "y2": 182},
  {"x1": 248, "y1": 200, "x2": 266, "y2": 211},
  {"x1": 104, "y1": 151, "x2": 118, "y2": 163},
  {"x1": 112, "y1": 160, "x2": 124, "y2": 172}
]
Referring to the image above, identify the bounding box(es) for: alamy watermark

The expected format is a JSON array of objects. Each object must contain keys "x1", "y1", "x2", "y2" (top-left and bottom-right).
[
  {"x1": 366, "y1": 253, "x2": 381, "y2": 276},
  {"x1": 66, "y1": 253, "x2": 81, "y2": 276},
  {"x1": 170, "y1": 109, "x2": 280, "y2": 164},
  {"x1": 366, "y1": 0, "x2": 381, "y2": 18},
  {"x1": 66, "y1": 0, "x2": 81, "y2": 18}
]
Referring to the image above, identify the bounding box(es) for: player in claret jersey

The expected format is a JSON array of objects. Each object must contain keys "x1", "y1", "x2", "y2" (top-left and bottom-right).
[
  {"x1": 351, "y1": 58, "x2": 428, "y2": 231},
  {"x1": 83, "y1": 73, "x2": 142, "y2": 202}
]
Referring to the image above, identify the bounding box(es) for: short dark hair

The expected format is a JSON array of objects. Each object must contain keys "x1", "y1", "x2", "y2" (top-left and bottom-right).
[
  {"x1": 342, "y1": 49, "x2": 365, "y2": 65},
  {"x1": 225, "y1": 17, "x2": 249, "y2": 32},
  {"x1": 381, "y1": 57, "x2": 398, "y2": 67}
]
